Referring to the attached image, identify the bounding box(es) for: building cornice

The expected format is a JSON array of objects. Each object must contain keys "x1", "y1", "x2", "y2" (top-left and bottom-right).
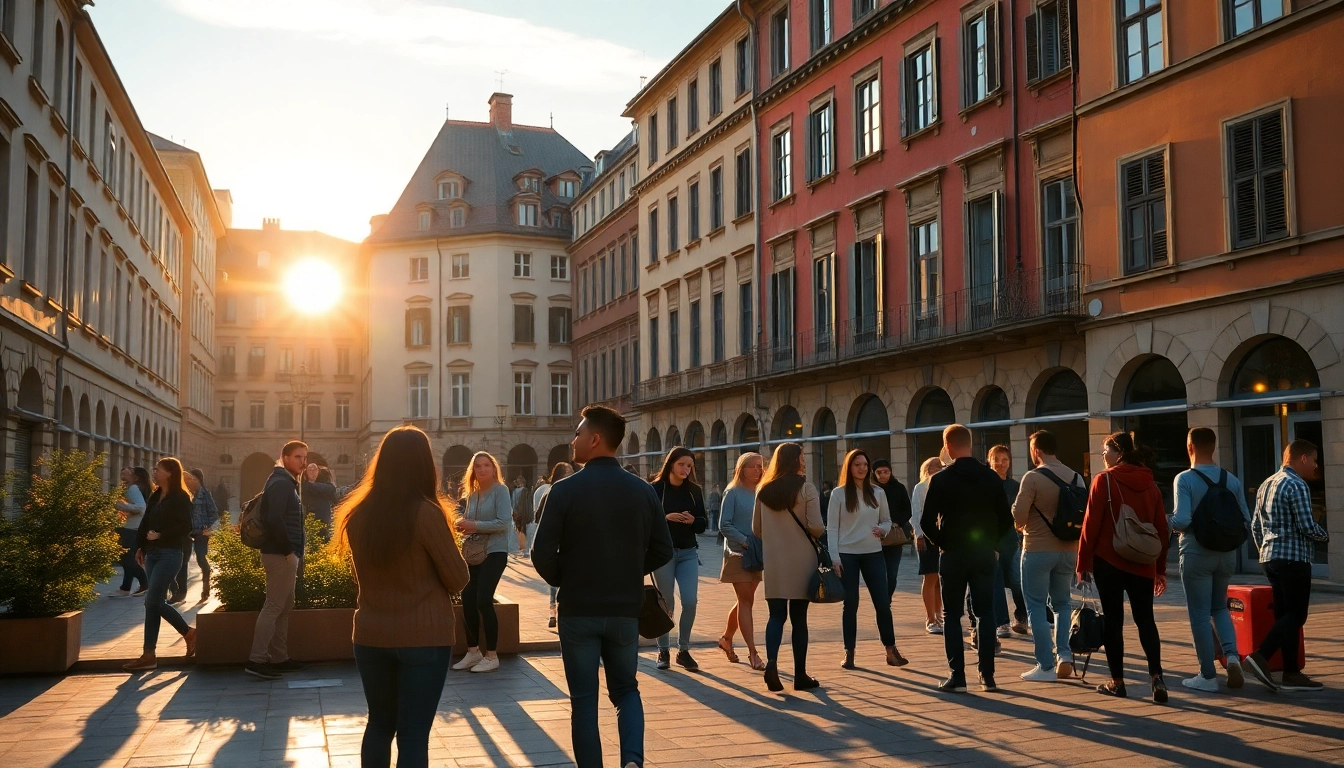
[{"x1": 631, "y1": 103, "x2": 752, "y2": 199}]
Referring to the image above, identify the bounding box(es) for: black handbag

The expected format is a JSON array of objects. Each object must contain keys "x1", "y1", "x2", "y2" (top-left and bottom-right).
[
  {"x1": 1068, "y1": 583, "x2": 1106, "y2": 681},
  {"x1": 638, "y1": 581, "x2": 674, "y2": 639},
  {"x1": 784, "y1": 505, "x2": 844, "y2": 604}
]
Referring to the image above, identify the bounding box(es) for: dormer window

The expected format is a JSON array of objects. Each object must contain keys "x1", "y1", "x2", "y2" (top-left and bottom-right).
[
  {"x1": 451, "y1": 208, "x2": 466, "y2": 228},
  {"x1": 520, "y1": 176, "x2": 540, "y2": 193},
  {"x1": 556, "y1": 179, "x2": 576, "y2": 198},
  {"x1": 418, "y1": 211, "x2": 431, "y2": 231},
  {"x1": 438, "y1": 180, "x2": 460, "y2": 200},
  {"x1": 518, "y1": 203, "x2": 538, "y2": 226}
]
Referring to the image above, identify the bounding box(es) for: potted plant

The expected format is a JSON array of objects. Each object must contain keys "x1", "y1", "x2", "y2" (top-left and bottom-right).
[{"x1": 0, "y1": 450, "x2": 122, "y2": 674}]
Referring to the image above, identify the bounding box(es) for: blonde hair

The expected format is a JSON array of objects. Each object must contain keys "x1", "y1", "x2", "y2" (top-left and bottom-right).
[
  {"x1": 459, "y1": 451, "x2": 504, "y2": 501},
  {"x1": 919, "y1": 456, "x2": 945, "y2": 484},
  {"x1": 726, "y1": 452, "x2": 764, "y2": 491}
]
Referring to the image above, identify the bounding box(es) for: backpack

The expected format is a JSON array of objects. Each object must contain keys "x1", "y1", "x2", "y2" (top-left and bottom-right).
[
  {"x1": 1190, "y1": 469, "x2": 1249, "y2": 552},
  {"x1": 238, "y1": 476, "x2": 283, "y2": 549},
  {"x1": 1033, "y1": 468, "x2": 1087, "y2": 542}
]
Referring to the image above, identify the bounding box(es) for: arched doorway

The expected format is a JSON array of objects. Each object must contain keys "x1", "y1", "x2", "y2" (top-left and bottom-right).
[
  {"x1": 547, "y1": 444, "x2": 571, "y2": 476},
  {"x1": 78, "y1": 396, "x2": 92, "y2": 455},
  {"x1": 624, "y1": 435, "x2": 641, "y2": 476},
  {"x1": 709, "y1": 421, "x2": 728, "y2": 488},
  {"x1": 506, "y1": 443, "x2": 538, "y2": 485},
  {"x1": 973, "y1": 386, "x2": 1012, "y2": 461},
  {"x1": 16, "y1": 368, "x2": 46, "y2": 487},
  {"x1": 1121, "y1": 356, "x2": 1188, "y2": 511},
  {"x1": 443, "y1": 444, "x2": 473, "y2": 491},
  {"x1": 646, "y1": 429, "x2": 662, "y2": 480},
  {"x1": 852, "y1": 394, "x2": 891, "y2": 465},
  {"x1": 685, "y1": 422, "x2": 706, "y2": 485},
  {"x1": 908, "y1": 389, "x2": 953, "y2": 484},
  {"x1": 59, "y1": 388, "x2": 75, "y2": 450},
  {"x1": 240, "y1": 452, "x2": 276, "y2": 501},
  {"x1": 1032, "y1": 370, "x2": 1089, "y2": 477},
  {"x1": 665, "y1": 426, "x2": 681, "y2": 450},
  {"x1": 735, "y1": 415, "x2": 759, "y2": 461},
  {"x1": 813, "y1": 408, "x2": 838, "y2": 489}
]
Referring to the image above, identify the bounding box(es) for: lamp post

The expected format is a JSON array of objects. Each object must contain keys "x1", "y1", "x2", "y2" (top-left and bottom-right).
[
  {"x1": 289, "y1": 363, "x2": 315, "y2": 443},
  {"x1": 495, "y1": 404, "x2": 508, "y2": 432}
]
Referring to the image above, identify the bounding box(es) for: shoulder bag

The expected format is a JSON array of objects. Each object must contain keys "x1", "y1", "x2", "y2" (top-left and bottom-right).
[
  {"x1": 1106, "y1": 472, "x2": 1162, "y2": 565},
  {"x1": 1068, "y1": 582, "x2": 1106, "y2": 682},
  {"x1": 784, "y1": 501, "x2": 844, "y2": 604},
  {"x1": 639, "y1": 578, "x2": 675, "y2": 639},
  {"x1": 460, "y1": 493, "x2": 489, "y2": 566}
]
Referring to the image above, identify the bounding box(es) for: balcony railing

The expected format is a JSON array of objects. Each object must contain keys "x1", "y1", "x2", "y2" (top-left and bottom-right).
[{"x1": 635, "y1": 265, "x2": 1086, "y2": 405}]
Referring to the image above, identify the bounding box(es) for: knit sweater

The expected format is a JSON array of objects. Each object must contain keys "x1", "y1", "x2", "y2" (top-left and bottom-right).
[
  {"x1": 719, "y1": 485, "x2": 757, "y2": 557},
  {"x1": 826, "y1": 487, "x2": 891, "y2": 559},
  {"x1": 463, "y1": 483, "x2": 514, "y2": 554}
]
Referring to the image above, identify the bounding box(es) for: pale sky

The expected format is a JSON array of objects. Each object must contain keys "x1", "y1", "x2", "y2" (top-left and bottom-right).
[{"x1": 89, "y1": 0, "x2": 731, "y2": 243}]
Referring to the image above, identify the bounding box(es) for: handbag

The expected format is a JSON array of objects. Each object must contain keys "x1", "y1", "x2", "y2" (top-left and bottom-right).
[
  {"x1": 740, "y1": 534, "x2": 765, "y2": 572},
  {"x1": 784, "y1": 504, "x2": 844, "y2": 604},
  {"x1": 881, "y1": 525, "x2": 911, "y2": 548},
  {"x1": 461, "y1": 494, "x2": 489, "y2": 567},
  {"x1": 1069, "y1": 583, "x2": 1106, "y2": 682},
  {"x1": 1105, "y1": 473, "x2": 1162, "y2": 565},
  {"x1": 638, "y1": 580, "x2": 674, "y2": 639}
]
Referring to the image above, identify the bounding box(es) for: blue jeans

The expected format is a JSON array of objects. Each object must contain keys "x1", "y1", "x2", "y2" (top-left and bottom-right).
[
  {"x1": 174, "y1": 531, "x2": 210, "y2": 596},
  {"x1": 840, "y1": 551, "x2": 895, "y2": 649},
  {"x1": 882, "y1": 544, "x2": 903, "y2": 599},
  {"x1": 353, "y1": 644, "x2": 452, "y2": 768},
  {"x1": 142, "y1": 548, "x2": 190, "y2": 653},
  {"x1": 1180, "y1": 548, "x2": 1239, "y2": 679},
  {"x1": 117, "y1": 527, "x2": 146, "y2": 591},
  {"x1": 652, "y1": 547, "x2": 699, "y2": 651},
  {"x1": 1020, "y1": 550, "x2": 1076, "y2": 669},
  {"x1": 558, "y1": 617, "x2": 643, "y2": 768}
]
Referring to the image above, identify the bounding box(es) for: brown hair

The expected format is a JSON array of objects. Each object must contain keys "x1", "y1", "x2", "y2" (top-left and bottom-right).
[
  {"x1": 1284, "y1": 439, "x2": 1318, "y2": 466},
  {"x1": 654, "y1": 447, "x2": 700, "y2": 488},
  {"x1": 988, "y1": 444, "x2": 1012, "y2": 460},
  {"x1": 943, "y1": 424, "x2": 972, "y2": 451},
  {"x1": 727, "y1": 452, "x2": 764, "y2": 491},
  {"x1": 282, "y1": 440, "x2": 308, "y2": 457},
  {"x1": 581, "y1": 405, "x2": 626, "y2": 450},
  {"x1": 1029, "y1": 430, "x2": 1058, "y2": 456},
  {"x1": 839, "y1": 449, "x2": 879, "y2": 513},
  {"x1": 757, "y1": 443, "x2": 806, "y2": 511},
  {"x1": 1104, "y1": 431, "x2": 1154, "y2": 468},
  {"x1": 1189, "y1": 427, "x2": 1217, "y2": 456},
  {"x1": 153, "y1": 457, "x2": 192, "y2": 501}
]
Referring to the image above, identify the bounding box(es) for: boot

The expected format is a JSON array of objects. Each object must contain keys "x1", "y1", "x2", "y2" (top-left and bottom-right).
[
  {"x1": 841, "y1": 649, "x2": 856, "y2": 670},
  {"x1": 885, "y1": 645, "x2": 908, "y2": 667},
  {"x1": 764, "y1": 660, "x2": 783, "y2": 692}
]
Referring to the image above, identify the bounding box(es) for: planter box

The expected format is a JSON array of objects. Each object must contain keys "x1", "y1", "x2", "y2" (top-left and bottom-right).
[
  {"x1": 0, "y1": 611, "x2": 81, "y2": 674},
  {"x1": 197, "y1": 596, "x2": 519, "y2": 664}
]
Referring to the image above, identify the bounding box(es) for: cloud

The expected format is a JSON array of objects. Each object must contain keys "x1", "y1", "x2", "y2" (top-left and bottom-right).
[{"x1": 164, "y1": 0, "x2": 652, "y2": 94}]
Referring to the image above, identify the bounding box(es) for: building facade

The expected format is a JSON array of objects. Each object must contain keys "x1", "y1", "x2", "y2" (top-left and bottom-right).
[
  {"x1": 363, "y1": 94, "x2": 588, "y2": 486},
  {"x1": 1075, "y1": 0, "x2": 1344, "y2": 579},
  {"x1": 0, "y1": 0, "x2": 192, "y2": 492},
  {"x1": 215, "y1": 220, "x2": 364, "y2": 502}
]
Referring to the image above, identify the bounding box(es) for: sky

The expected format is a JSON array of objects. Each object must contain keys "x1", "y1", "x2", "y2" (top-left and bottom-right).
[{"x1": 89, "y1": 0, "x2": 732, "y2": 243}]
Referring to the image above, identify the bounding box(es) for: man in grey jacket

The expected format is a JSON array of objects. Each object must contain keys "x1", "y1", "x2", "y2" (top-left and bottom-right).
[{"x1": 246, "y1": 440, "x2": 309, "y2": 681}]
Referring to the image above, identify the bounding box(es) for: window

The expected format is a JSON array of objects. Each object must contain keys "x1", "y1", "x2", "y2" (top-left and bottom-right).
[
  {"x1": 903, "y1": 41, "x2": 939, "y2": 136},
  {"x1": 648, "y1": 207, "x2": 660, "y2": 261},
  {"x1": 337, "y1": 346, "x2": 351, "y2": 375},
  {"x1": 521, "y1": 177, "x2": 540, "y2": 193},
  {"x1": 418, "y1": 211, "x2": 431, "y2": 231},
  {"x1": 772, "y1": 129, "x2": 793, "y2": 201},
  {"x1": 1228, "y1": 110, "x2": 1289, "y2": 249},
  {"x1": 735, "y1": 37, "x2": 751, "y2": 96},
  {"x1": 1118, "y1": 0, "x2": 1163, "y2": 85},
  {"x1": 514, "y1": 304, "x2": 535, "y2": 343},
  {"x1": 963, "y1": 5, "x2": 1000, "y2": 106},
  {"x1": 668, "y1": 310, "x2": 681, "y2": 374},
  {"x1": 31, "y1": 0, "x2": 45, "y2": 82},
  {"x1": 688, "y1": 181, "x2": 701, "y2": 241},
  {"x1": 557, "y1": 179, "x2": 576, "y2": 197},
  {"x1": 448, "y1": 306, "x2": 471, "y2": 344},
  {"x1": 248, "y1": 346, "x2": 266, "y2": 376},
  {"x1": 513, "y1": 372, "x2": 533, "y2": 415},
  {"x1": 549, "y1": 306, "x2": 572, "y2": 344},
  {"x1": 668, "y1": 196, "x2": 680, "y2": 252},
  {"x1": 648, "y1": 113, "x2": 659, "y2": 165},
  {"x1": 517, "y1": 204, "x2": 538, "y2": 226},
  {"x1": 451, "y1": 253, "x2": 469, "y2": 279},
  {"x1": 1026, "y1": 0, "x2": 1071, "y2": 83},
  {"x1": 711, "y1": 292, "x2": 725, "y2": 362},
  {"x1": 254, "y1": 295, "x2": 267, "y2": 320},
  {"x1": 438, "y1": 180, "x2": 460, "y2": 200},
  {"x1": 410, "y1": 256, "x2": 429, "y2": 281},
  {"x1": 709, "y1": 59, "x2": 724, "y2": 116},
  {"x1": 770, "y1": 269, "x2": 794, "y2": 357},
  {"x1": 967, "y1": 193, "x2": 1004, "y2": 326},
  {"x1": 771, "y1": 8, "x2": 790, "y2": 77},
  {"x1": 599, "y1": 257, "x2": 608, "y2": 305},
  {"x1": 739, "y1": 282, "x2": 754, "y2": 354},
  {"x1": 621, "y1": 345, "x2": 629, "y2": 393},
  {"x1": 855, "y1": 74, "x2": 881, "y2": 158},
  {"x1": 451, "y1": 373, "x2": 470, "y2": 416},
  {"x1": 302, "y1": 403, "x2": 320, "y2": 431},
  {"x1": 709, "y1": 167, "x2": 724, "y2": 230},
  {"x1": 1228, "y1": 0, "x2": 1282, "y2": 38},
  {"x1": 408, "y1": 374, "x2": 429, "y2": 418},
  {"x1": 688, "y1": 300, "x2": 702, "y2": 368},
  {"x1": 220, "y1": 400, "x2": 235, "y2": 429},
  {"x1": 249, "y1": 401, "x2": 265, "y2": 429},
  {"x1": 808, "y1": 102, "x2": 834, "y2": 181},
  {"x1": 279, "y1": 347, "x2": 294, "y2": 374},
  {"x1": 811, "y1": 0, "x2": 832, "y2": 51},
  {"x1": 911, "y1": 220, "x2": 940, "y2": 323},
  {"x1": 854, "y1": 0, "x2": 877, "y2": 21},
  {"x1": 223, "y1": 296, "x2": 236, "y2": 323},
  {"x1": 735, "y1": 148, "x2": 753, "y2": 218},
  {"x1": 688, "y1": 79, "x2": 700, "y2": 133},
  {"x1": 220, "y1": 346, "x2": 236, "y2": 375},
  {"x1": 1043, "y1": 177, "x2": 1079, "y2": 309},
  {"x1": 336, "y1": 398, "x2": 351, "y2": 429},
  {"x1": 631, "y1": 235, "x2": 640, "y2": 281},
  {"x1": 278, "y1": 401, "x2": 294, "y2": 431},
  {"x1": 514, "y1": 252, "x2": 532, "y2": 277},
  {"x1": 451, "y1": 208, "x2": 465, "y2": 228},
  {"x1": 550, "y1": 254, "x2": 569, "y2": 280},
  {"x1": 405, "y1": 308, "x2": 430, "y2": 347},
  {"x1": 551, "y1": 373, "x2": 571, "y2": 416},
  {"x1": 814, "y1": 253, "x2": 835, "y2": 347},
  {"x1": 1121, "y1": 152, "x2": 1168, "y2": 274},
  {"x1": 648, "y1": 317, "x2": 660, "y2": 379},
  {"x1": 667, "y1": 97, "x2": 678, "y2": 151}
]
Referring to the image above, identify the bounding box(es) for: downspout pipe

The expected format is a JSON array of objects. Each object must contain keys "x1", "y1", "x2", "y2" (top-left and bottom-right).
[
  {"x1": 55, "y1": 9, "x2": 85, "y2": 442},
  {"x1": 735, "y1": 0, "x2": 765, "y2": 455},
  {"x1": 1008, "y1": 0, "x2": 1022, "y2": 270}
]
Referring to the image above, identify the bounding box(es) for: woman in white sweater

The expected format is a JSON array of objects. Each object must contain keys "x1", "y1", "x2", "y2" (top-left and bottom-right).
[{"x1": 828, "y1": 449, "x2": 906, "y2": 670}]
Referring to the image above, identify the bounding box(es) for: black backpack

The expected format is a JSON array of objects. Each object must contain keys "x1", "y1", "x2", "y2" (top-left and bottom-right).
[
  {"x1": 238, "y1": 476, "x2": 283, "y2": 549},
  {"x1": 1190, "y1": 469, "x2": 1249, "y2": 552},
  {"x1": 1034, "y1": 468, "x2": 1087, "y2": 542}
]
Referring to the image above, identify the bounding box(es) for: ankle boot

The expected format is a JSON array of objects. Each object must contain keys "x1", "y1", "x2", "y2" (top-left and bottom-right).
[
  {"x1": 841, "y1": 649, "x2": 856, "y2": 670},
  {"x1": 886, "y1": 645, "x2": 909, "y2": 667},
  {"x1": 764, "y1": 661, "x2": 783, "y2": 692}
]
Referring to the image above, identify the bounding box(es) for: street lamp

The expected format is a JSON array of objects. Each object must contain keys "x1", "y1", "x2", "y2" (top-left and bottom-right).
[{"x1": 289, "y1": 363, "x2": 315, "y2": 443}]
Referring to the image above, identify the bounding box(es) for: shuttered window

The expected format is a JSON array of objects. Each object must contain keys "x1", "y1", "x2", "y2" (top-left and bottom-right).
[
  {"x1": 513, "y1": 304, "x2": 535, "y2": 344},
  {"x1": 1025, "y1": 0, "x2": 1070, "y2": 84},
  {"x1": 1228, "y1": 110, "x2": 1289, "y2": 250},
  {"x1": 1121, "y1": 152, "x2": 1168, "y2": 275},
  {"x1": 404, "y1": 308, "x2": 430, "y2": 347}
]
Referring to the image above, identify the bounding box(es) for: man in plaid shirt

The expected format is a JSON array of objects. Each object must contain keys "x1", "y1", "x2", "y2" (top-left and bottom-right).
[{"x1": 1245, "y1": 439, "x2": 1329, "y2": 692}]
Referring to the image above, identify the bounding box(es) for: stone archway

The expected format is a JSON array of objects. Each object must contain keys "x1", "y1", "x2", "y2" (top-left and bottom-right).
[
  {"x1": 240, "y1": 452, "x2": 276, "y2": 501},
  {"x1": 506, "y1": 443, "x2": 539, "y2": 485}
]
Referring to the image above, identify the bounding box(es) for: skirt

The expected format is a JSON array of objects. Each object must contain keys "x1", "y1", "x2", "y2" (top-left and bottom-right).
[
  {"x1": 719, "y1": 552, "x2": 763, "y2": 584},
  {"x1": 917, "y1": 543, "x2": 941, "y2": 575}
]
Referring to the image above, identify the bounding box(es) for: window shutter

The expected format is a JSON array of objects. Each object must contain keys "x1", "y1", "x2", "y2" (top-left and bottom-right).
[
  {"x1": 1123, "y1": 159, "x2": 1145, "y2": 204},
  {"x1": 463, "y1": 308, "x2": 471, "y2": 343},
  {"x1": 1058, "y1": 0, "x2": 1072, "y2": 71},
  {"x1": 899, "y1": 56, "x2": 909, "y2": 137},
  {"x1": 1229, "y1": 119, "x2": 1259, "y2": 248},
  {"x1": 993, "y1": 190, "x2": 1005, "y2": 279},
  {"x1": 1257, "y1": 112, "x2": 1289, "y2": 240},
  {"x1": 987, "y1": 5, "x2": 1001, "y2": 94},
  {"x1": 1025, "y1": 12, "x2": 1040, "y2": 83},
  {"x1": 874, "y1": 234, "x2": 885, "y2": 325},
  {"x1": 1146, "y1": 154, "x2": 1168, "y2": 263},
  {"x1": 404, "y1": 310, "x2": 413, "y2": 346},
  {"x1": 931, "y1": 38, "x2": 942, "y2": 122}
]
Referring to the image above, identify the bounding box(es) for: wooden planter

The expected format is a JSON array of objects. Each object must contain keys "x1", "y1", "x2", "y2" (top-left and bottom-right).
[
  {"x1": 0, "y1": 611, "x2": 82, "y2": 674},
  {"x1": 197, "y1": 596, "x2": 519, "y2": 664}
]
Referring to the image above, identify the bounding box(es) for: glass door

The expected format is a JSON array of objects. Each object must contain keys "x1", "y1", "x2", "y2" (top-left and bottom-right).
[
  {"x1": 1290, "y1": 415, "x2": 1328, "y2": 578},
  {"x1": 1237, "y1": 418, "x2": 1279, "y2": 574}
]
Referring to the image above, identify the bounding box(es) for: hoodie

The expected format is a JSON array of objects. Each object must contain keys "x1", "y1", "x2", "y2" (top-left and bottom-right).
[
  {"x1": 920, "y1": 456, "x2": 1014, "y2": 557},
  {"x1": 1077, "y1": 463, "x2": 1170, "y2": 579}
]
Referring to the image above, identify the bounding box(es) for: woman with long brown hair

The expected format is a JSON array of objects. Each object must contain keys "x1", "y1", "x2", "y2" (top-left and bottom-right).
[
  {"x1": 452, "y1": 451, "x2": 513, "y2": 673},
  {"x1": 752, "y1": 442, "x2": 824, "y2": 692},
  {"x1": 650, "y1": 446, "x2": 709, "y2": 670},
  {"x1": 123, "y1": 458, "x2": 196, "y2": 672},
  {"x1": 334, "y1": 425, "x2": 470, "y2": 768},
  {"x1": 716, "y1": 451, "x2": 766, "y2": 670}
]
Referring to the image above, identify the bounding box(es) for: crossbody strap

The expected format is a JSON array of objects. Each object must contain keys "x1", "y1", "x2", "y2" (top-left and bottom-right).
[{"x1": 782, "y1": 502, "x2": 826, "y2": 562}]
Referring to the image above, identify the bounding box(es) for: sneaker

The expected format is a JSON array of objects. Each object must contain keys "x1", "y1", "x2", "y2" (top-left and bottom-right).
[
  {"x1": 122, "y1": 654, "x2": 157, "y2": 672},
  {"x1": 926, "y1": 622, "x2": 943, "y2": 635},
  {"x1": 547, "y1": 616, "x2": 557, "y2": 629},
  {"x1": 675, "y1": 650, "x2": 699, "y2": 671},
  {"x1": 452, "y1": 650, "x2": 484, "y2": 671},
  {"x1": 1010, "y1": 621, "x2": 1030, "y2": 636},
  {"x1": 994, "y1": 640, "x2": 1003, "y2": 656},
  {"x1": 1056, "y1": 661, "x2": 1075, "y2": 679},
  {"x1": 1182, "y1": 675, "x2": 1219, "y2": 692},
  {"x1": 245, "y1": 662, "x2": 282, "y2": 680},
  {"x1": 1021, "y1": 665, "x2": 1057, "y2": 683},
  {"x1": 109, "y1": 589, "x2": 132, "y2": 598},
  {"x1": 1244, "y1": 652, "x2": 1279, "y2": 691},
  {"x1": 169, "y1": 592, "x2": 186, "y2": 604},
  {"x1": 1225, "y1": 659, "x2": 1245, "y2": 689},
  {"x1": 937, "y1": 676, "x2": 968, "y2": 693},
  {"x1": 132, "y1": 587, "x2": 148, "y2": 597},
  {"x1": 980, "y1": 675, "x2": 998, "y2": 692},
  {"x1": 996, "y1": 624, "x2": 1011, "y2": 639},
  {"x1": 1280, "y1": 673, "x2": 1324, "y2": 692},
  {"x1": 271, "y1": 659, "x2": 307, "y2": 672},
  {"x1": 470, "y1": 656, "x2": 500, "y2": 673},
  {"x1": 656, "y1": 649, "x2": 671, "y2": 670}
]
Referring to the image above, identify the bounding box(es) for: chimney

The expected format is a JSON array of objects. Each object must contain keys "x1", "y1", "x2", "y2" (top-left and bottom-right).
[
  {"x1": 488, "y1": 93, "x2": 513, "y2": 132},
  {"x1": 262, "y1": 218, "x2": 281, "y2": 233}
]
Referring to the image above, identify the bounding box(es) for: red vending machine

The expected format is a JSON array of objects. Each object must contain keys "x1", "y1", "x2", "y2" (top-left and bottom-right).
[{"x1": 1221, "y1": 585, "x2": 1306, "y2": 672}]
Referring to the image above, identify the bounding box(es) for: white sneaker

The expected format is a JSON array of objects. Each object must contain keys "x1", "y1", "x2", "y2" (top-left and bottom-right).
[
  {"x1": 109, "y1": 589, "x2": 132, "y2": 598},
  {"x1": 926, "y1": 622, "x2": 943, "y2": 635},
  {"x1": 1020, "y1": 665, "x2": 1057, "y2": 682},
  {"x1": 996, "y1": 624, "x2": 1011, "y2": 639},
  {"x1": 470, "y1": 656, "x2": 500, "y2": 673},
  {"x1": 1182, "y1": 675, "x2": 1219, "y2": 692},
  {"x1": 452, "y1": 650, "x2": 483, "y2": 670}
]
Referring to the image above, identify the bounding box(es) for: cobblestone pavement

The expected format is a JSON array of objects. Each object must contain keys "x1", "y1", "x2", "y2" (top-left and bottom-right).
[{"x1": 17, "y1": 537, "x2": 1339, "y2": 766}]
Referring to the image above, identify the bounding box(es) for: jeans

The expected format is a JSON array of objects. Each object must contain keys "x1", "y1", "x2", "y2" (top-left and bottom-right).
[
  {"x1": 998, "y1": 536, "x2": 1028, "y2": 623},
  {"x1": 1020, "y1": 550, "x2": 1076, "y2": 670},
  {"x1": 353, "y1": 644, "x2": 452, "y2": 768},
  {"x1": 840, "y1": 551, "x2": 895, "y2": 649},
  {"x1": 549, "y1": 585, "x2": 558, "y2": 609},
  {"x1": 1259, "y1": 558, "x2": 1312, "y2": 675},
  {"x1": 117, "y1": 527, "x2": 146, "y2": 591},
  {"x1": 1094, "y1": 557, "x2": 1162, "y2": 679},
  {"x1": 652, "y1": 547, "x2": 699, "y2": 651},
  {"x1": 1179, "y1": 548, "x2": 1239, "y2": 679},
  {"x1": 882, "y1": 544, "x2": 903, "y2": 600},
  {"x1": 558, "y1": 617, "x2": 643, "y2": 768},
  {"x1": 765, "y1": 598, "x2": 809, "y2": 676},
  {"x1": 142, "y1": 548, "x2": 190, "y2": 653},
  {"x1": 939, "y1": 549, "x2": 996, "y2": 678},
  {"x1": 249, "y1": 553, "x2": 298, "y2": 664},
  {"x1": 462, "y1": 552, "x2": 508, "y2": 650},
  {"x1": 174, "y1": 531, "x2": 210, "y2": 597}
]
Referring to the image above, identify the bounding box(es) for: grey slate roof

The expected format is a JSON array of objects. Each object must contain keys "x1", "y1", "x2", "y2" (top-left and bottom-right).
[
  {"x1": 581, "y1": 129, "x2": 638, "y2": 196},
  {"x1": 369, "y1": 119, "x2": 591, "y2": 244},
  {"x1": 147, "y1": 132, "x2": 197, "y2": 155}
]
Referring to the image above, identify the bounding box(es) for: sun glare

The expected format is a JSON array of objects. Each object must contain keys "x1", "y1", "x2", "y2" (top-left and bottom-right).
[{"x1": 283, "y1": 258, "x2": 343, "y2": 314}]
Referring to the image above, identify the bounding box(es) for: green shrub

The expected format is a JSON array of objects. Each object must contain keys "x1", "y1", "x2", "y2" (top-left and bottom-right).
[
  {"x1": 0, "y1": 450, "x2": 122, "y2": 618},
  {"x1": 210, "y1": 511, "x2": 357, "y2": 611},
  {"x1": 209, "y1": 512, "x2": 267, "y2": 611}
]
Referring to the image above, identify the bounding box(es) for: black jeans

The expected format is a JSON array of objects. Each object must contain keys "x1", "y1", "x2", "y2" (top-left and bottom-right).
[
  {"x1": 1259, "y1": 558, "x2": 1312, "y2": 675},
  {"x1": 1094, "y1": 556, "x2": 1163, "y2": 679},
  {"x1": 882, "y1": 544, "x2": 903, "y2": 600},
  {"x1": 353, "y1": 644, "x2": 452, "y2": 768},
  {"x1": 765, "y1": 598, "x2": 809, "y2": 677},
  {"x1": 840, "y1": 551, "x2": 895, "y2": 649},
  {"x1": 462, "y1": 552, "x2": 508, "y2": 651},
  {"x1": 117, "y1": 527, "x2": 146, "y2": 591},
  {"x1": 939, "y1": 549, "x2": 997, "y2": 678},
  {"x1": 174, "y1": 531, "x2": 210, "y2": 597}
]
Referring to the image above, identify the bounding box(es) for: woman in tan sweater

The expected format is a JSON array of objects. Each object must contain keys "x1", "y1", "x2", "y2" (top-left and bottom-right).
[{"x1": 334, "y1": 426, "x2": 470, "y2": 768}]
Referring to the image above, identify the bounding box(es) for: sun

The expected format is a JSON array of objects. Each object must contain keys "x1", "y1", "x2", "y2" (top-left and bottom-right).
[{"x1": 283, "y1": 258, "x2": 343, "y2": 314}]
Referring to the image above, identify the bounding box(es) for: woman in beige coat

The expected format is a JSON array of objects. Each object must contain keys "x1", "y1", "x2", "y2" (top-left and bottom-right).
[{"x1": 752, "y1": 442, "x2": 824, "y2": 692}]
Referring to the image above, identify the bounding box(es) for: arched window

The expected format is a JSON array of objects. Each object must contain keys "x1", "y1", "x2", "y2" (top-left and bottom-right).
[
  {"x1": 908, "y1": 389, "x2": 952, "y2": 481},
  {"x1": 973, "y1": 386, "x2": 1011, "y2": 459},
  {"x1": 1123, "y1": 357, "x2": 1188, "y2": 510},
  {"x1": 1033, "y1": 370, "x2": 1089, "y2": 477},
  {"x1": 813, "y1": 408, "x2": 838, "y2": 488},
  {"x1": 854, "y1": 394, "x2": 892, "y2": 467},
  {"x1": 771, "y1": 406, "x2": 803, "y2": 441}
]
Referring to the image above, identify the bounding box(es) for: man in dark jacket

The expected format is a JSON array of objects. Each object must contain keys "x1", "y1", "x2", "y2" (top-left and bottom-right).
[
  {"x1": 921, "y1": 425, "x2": 1014, "y2": 693},
  {"x1": 533, "y1": 406, "x2": 673, "y2": 768},
  {"x1": 246, "y1": 440, "x2": 308, "y2": 681}
]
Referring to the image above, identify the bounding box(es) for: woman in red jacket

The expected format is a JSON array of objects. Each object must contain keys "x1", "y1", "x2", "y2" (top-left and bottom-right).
[{"x1": 1077, "y1": 432, "x2": 1170, "y2": 702}]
